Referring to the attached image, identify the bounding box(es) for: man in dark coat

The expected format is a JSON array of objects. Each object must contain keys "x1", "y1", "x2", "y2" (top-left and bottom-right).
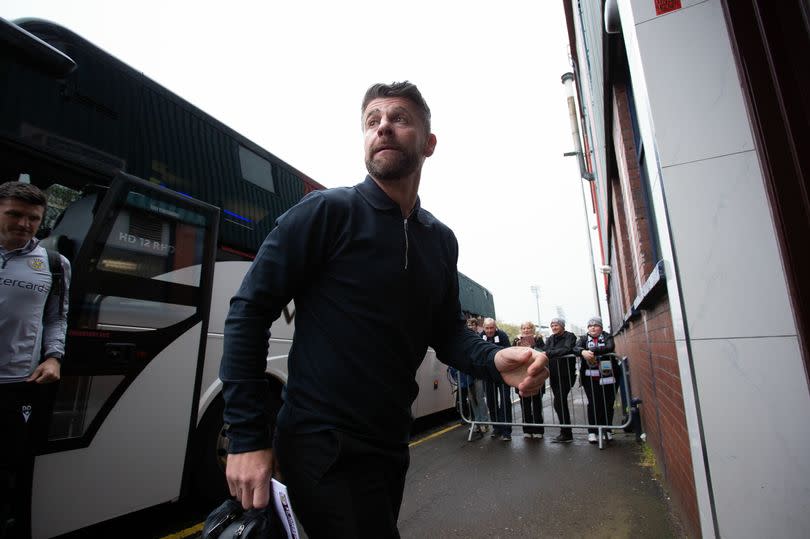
[{"x1": 544, "y1": 317, "x2": 577, "y2": 443}]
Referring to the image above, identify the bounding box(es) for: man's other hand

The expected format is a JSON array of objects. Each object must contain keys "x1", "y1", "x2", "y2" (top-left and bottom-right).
[
  {"x1": 494, "y1": 347, "x2": 550, "y2": 397},
  {"x1": 226, "y1": 448, "x2": 276, "y2": 510},
  {"x1": 26, "y1": 357, "x2": 61, "y2": 383}
]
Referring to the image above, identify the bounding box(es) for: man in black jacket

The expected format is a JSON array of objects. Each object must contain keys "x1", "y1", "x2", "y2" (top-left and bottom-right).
[
  {"x1": 545, "y1": 317, "x2": 577, "y2": 443},
  {"x1": 219, "y1": 82, "x2": 550, "y2": 538}
]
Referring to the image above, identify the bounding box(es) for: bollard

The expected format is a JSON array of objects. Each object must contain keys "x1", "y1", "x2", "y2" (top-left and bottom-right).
[{"x1": 630, "y1": 397, "x2": 644, "y2": 442}]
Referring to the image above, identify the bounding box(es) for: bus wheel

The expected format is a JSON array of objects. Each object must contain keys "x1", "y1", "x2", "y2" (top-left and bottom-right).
[{"x1": 190, "y1": 395, "x2": 230, "y2": 506}]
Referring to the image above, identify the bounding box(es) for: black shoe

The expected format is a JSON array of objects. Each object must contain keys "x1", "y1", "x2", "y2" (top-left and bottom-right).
[{"x1": 552, "y1": 433, "x2": 574, "y2": 443}]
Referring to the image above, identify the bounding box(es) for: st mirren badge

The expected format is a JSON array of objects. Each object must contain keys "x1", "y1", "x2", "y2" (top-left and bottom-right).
[{"x1": 29, "y1": 257, "x2": 46, "y2": 270}]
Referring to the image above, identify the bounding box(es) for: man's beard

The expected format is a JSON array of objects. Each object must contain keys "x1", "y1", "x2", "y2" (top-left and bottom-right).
[{"x1": 365, "y1": 148, "x2": 419, "y2": 181}]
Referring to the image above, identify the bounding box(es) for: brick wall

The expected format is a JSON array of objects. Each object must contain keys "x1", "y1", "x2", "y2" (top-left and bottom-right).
[
  {"x1": 609, "y1": 82, "x2": 701, "y2": 537},
  {"x1": 612, "y1": 84, "x2": 657, "y2": 285},
  {"x1": 615, "y1": 301, "x2": 700, "y2": 537}
]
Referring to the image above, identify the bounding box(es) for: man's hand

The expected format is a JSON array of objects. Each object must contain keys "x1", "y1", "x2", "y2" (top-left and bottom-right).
[
  {"x1": 26, "y1": 357, "x2": 61, "y2": 384},
  {"x1": 226, "y1": 448, "x2": 276, "y2": 510},
  {"x1": 494, "y1": 347, "x2": 549, "y2": 397}
]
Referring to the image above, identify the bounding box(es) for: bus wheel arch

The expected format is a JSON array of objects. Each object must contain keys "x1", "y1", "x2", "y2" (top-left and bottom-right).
[{"x1": 189, "y1": 374, "x2": 285, "y2": 506}]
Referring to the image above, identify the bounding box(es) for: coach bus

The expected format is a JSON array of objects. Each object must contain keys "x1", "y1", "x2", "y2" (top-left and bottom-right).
[{"x1": 0, "y1": 17, "x2": 496, "y2": 538}]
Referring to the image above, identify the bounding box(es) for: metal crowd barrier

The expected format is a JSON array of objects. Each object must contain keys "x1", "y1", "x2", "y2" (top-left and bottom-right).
[{"x1": 452, "y1": 354, "x2": 643, "y2": 449}]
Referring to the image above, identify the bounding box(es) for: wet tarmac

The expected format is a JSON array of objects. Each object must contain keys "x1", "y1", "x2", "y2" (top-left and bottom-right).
[{"x1": 398, "y1": 424, "x2": 685, "y2": 538}]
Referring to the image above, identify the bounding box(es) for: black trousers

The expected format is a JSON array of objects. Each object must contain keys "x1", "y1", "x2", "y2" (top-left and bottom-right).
[
  {"x1": 519, "y1": 387, "x2": 545, "y2": 434},
  {"x1": 274, "y1": 429, "x2": 409, "y2": 539},
  {"x1": 549, "y1": 361, "x2": 576, "y2": 436},
  {"x1": 0, "y1": 383, "x2": 52, "y2": 539},
  {"x1": 581, "y1": 375, "x2": 618, "y2": 434}
]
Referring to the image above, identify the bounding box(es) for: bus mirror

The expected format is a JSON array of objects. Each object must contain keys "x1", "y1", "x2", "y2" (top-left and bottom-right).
[{"x1": 1, "y1": 17, "x2": 77, "y2": 78}]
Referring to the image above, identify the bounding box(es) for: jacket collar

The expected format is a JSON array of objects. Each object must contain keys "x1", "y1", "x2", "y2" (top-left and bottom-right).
[
  {"x1": 356, "y1": 175, "x2": 429, "y2": 224},
  {"x1": 0, "y1": 237, "x2": 39, "y2": 256}
]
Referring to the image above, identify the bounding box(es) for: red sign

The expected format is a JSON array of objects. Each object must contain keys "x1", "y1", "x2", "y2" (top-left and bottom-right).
[{"x1": 655, "y1": 0, "x2": 682, "y2": 15}]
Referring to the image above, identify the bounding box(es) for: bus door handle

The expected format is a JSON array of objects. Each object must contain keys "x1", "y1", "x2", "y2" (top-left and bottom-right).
[{"x1": 105, "y1": 342, "x2": 135, "y2": 366}]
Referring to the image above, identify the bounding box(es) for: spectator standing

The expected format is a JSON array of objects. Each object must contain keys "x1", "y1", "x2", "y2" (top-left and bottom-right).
[
  {"x1": 0, "y1": 182, "x2": 70, "y2": 539},
  {"x1": 545, "y1": 317, "x2": 577, "y2": 443},
  {"x1": 465, "y1": 318, "x2": 490, "y2": 432},
  {"x1": 448, "y1": 366, "x2": 473, "y2": 421},
  {"x1": 574, "y1": 316, "x2": 618, "y2": 443},
  {"x1": 513, "y1": 322, "x2": 545, "y2": 439},
  {"x1": 481, "y1": 318, "x2": 514, "y2": 441},
  {"x1": 219, "y1": 82, "x2": 549, "y2": 538}
]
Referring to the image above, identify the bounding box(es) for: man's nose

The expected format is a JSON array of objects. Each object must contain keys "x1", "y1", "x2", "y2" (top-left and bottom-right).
[{"x1": 376, "y1": 117, "x2": 394, "y2": 135}]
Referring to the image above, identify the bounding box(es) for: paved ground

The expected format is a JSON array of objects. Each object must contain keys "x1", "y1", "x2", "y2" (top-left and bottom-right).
[
  {"x1": 171, "y1": 385, "x2": 684, "y2": 539},
  {"x1": 170, "y1": 424, "x2": 682, "y2": 539},
  {"x1": 398, "y1": 424, "x2": 685, "y2": 538}
]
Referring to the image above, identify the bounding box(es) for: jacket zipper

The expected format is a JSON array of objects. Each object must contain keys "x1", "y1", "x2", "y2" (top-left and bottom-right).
[{"x1": 403, "y1": 218, "x2": 409, "y2": 270}]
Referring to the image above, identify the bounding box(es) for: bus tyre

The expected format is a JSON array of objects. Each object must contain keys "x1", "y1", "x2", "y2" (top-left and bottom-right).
[{"x1": 190, "y1": 395, "x2": 230, "y2": 506}]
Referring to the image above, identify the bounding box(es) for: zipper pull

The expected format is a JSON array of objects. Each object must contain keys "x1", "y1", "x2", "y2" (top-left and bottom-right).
[{"x1": 403, "y1": 218, "x2": 409, "y2": 270}]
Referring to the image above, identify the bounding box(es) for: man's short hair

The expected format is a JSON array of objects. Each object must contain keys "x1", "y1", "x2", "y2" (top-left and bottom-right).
[
  {"x1": 0, "y1": 181, "x2": 47, "y2": 210},
  {"x1": 361, "y1": 81, "x2": 431, "y2": 133}
]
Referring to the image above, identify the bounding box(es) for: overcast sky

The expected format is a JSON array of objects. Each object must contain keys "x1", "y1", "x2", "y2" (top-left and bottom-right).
[{"x1": 6, "y1": 0, "x2": 607, "y2": 329}]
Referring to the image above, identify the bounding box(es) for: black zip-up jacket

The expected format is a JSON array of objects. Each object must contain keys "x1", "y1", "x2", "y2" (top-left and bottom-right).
[
  {"x1": 544, "y1": 330, "x2": 577, "y2": 381},
  {"x1": 220, "y1": 177, "x2": 505, "y2": 453}
]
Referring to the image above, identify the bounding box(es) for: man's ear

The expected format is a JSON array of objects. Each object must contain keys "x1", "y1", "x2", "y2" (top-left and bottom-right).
[{"x1": 423, "y1": 133, "x2": 437, "y2": 157}]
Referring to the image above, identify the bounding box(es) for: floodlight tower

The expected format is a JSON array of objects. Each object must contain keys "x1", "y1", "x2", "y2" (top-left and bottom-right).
[{"x1": 530, "y1": 285, "x2": 541, "y2": 327}]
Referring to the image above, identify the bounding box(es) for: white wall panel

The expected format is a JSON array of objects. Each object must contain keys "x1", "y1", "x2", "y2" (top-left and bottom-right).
[
  {"x1": 635, "y1": 0, "x2": 754, "y2": 168},
  {"x1": 692, "y1": 336, "x2": 810, "y2": 539},
  {"x1": 631, "y1": 0, "x2": 711, "y2": 25},
  {"x1": 662, "y1": 151, "x2": 795, "y2": 339}
]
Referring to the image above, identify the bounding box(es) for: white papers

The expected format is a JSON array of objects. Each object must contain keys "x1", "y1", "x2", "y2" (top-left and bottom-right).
[{"x1": 272, "y1": 478, "x2": 300, "y2": 539}]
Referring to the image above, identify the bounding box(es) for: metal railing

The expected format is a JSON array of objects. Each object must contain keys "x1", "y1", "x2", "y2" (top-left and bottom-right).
[{"x1": 451, "y1": 354, "x2": 643, "y2": 449}]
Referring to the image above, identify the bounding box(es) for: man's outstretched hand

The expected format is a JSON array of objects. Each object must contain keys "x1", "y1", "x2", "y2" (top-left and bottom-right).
[{"x1": 494, "y1": 347, "x2": 550, "y2": 396}]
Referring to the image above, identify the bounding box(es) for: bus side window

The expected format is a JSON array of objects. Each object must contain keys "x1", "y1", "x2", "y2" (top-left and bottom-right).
[
  {"x1": 39, "y1": 182, "x2": 83, "y2": 239},
  {"x1": 38, "y1": 184, "x2": 91, "y2": 262}
]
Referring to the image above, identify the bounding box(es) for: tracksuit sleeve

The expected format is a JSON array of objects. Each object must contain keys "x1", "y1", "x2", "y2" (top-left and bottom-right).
[{"x1": 42, "y1": 255, "x2": 70, "y2": 361}]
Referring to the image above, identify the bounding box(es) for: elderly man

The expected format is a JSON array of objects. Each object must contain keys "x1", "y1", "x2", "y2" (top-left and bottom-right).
[
  {"x1": 544, "y1": 317, "x2": 577, "y2": 443},
  {"x1": 481, "y1": 318, "x2": 514, "y2": 441}
]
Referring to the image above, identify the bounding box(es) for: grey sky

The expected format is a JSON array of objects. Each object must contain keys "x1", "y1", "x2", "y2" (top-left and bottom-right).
[{"x1": 5, "y1": 0, "x2": 606, "y2": 328}]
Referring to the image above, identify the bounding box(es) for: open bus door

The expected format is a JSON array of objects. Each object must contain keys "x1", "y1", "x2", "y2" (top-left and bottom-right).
[{"x1": 30, "y1": 172, "x2": 219, "y2": 539}]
